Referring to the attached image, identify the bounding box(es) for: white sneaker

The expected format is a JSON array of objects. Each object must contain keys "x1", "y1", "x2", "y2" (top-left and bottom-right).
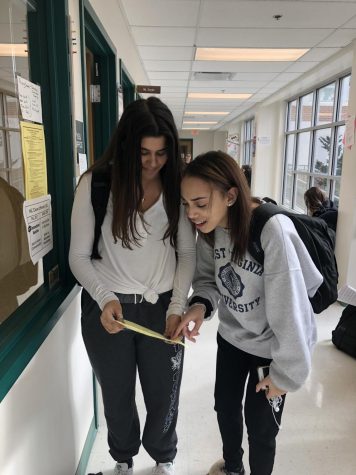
[
  {"x1": 114, "y1": 462, "x2": 133, "y2": 475},
  {"x1": 207, "y1": 459, "x2": 245, "y2": 475},
  {"x1": 152, "y1": 462, "x2": 175, "y2": 475}
]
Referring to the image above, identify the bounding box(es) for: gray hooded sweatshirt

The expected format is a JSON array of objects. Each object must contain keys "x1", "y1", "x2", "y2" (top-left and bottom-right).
[{"x1": 191, "y1": 214, "x2": 323, "y2": 392}]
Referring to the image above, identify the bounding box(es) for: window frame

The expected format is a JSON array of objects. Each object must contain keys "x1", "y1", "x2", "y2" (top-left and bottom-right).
[
  {"x1": 282, "y1": 72, "x2": 351, "y2": 211},
  {"x1": 242, "y1": 117, "x2": 255, "y2": 165},
  {"x1": 0, "y1": 0, "x2": 79, "y2": 402}
]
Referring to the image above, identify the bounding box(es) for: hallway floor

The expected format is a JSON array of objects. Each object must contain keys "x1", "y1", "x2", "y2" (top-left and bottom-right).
[{"x1": 86, "y1": 303, "x2": 356, "y2": 475}]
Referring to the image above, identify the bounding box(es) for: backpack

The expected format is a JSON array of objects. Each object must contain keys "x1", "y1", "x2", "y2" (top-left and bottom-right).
[
  {"x1": 90, "y1": 166, "x2": 111, "y2": 259},
  {"x1": 248, "y1": 202, "x2": 338, "y2": 314},
  {"x1": 332, "y1": 305, "x2": 356, "y2": 358}
]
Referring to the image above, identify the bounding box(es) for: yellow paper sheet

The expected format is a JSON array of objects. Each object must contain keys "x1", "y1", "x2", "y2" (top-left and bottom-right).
[
  {"x1": 119, "y1": 319, "x2": 186, "y2": 347},
  {"x1": 20, "y1": 121, "x2": 48, "y2": 199}
]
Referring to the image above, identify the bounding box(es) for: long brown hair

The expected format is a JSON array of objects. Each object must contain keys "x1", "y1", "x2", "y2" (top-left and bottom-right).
[
  {"x1": 183, "y1": 151, "x2": 251, "y2": 262},
  {"x1": 304, "y1": 186, "x2": 327, "y2": 214},
  {"x1": 84, "y1": 97, "x2": 182, "y2": 249}
]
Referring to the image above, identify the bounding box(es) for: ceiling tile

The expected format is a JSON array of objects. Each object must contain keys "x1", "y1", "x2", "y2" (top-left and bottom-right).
[
  {"x1": 159, "y1": 91, "x2": 187, "y2": 97},
  {"x1": 298, "y1": 47, "x2": 341, "y2": 61},
  {"x1": 121, "y1": 0, "x2": 200, "y2": 26},
  {"x1": 273, "y1": 72, "x2": 303, "y2": 81},
  {"x1": 160, "y1": 86, "x2": 188, "y2": 92},
  {"x1": 150, "y1": 79, "x2": 191, "y2": 87},
  {"x1": 343, "y1": 16, "x2": 356, "y2": 28},
  {"x1": 131, "y1": 26, "x2": 196, "y2": 46},
  {"x1": 200, "y1": 1, "x2": 356, "y2": 28},
  {"x1": 196, "y1": 27, "x2": 333, "y2": 48},
  {"x1": 283, "y1": 61, "x2": 319, "y2": 72},
  {"x1": 148, "y1": 71, "x2": 190, "y2": 80},
  {"x1": 318, "y1": 29, "x2": 356, "y2": 47},
  {"x1": 138, "y1": 46, "x2": 194, "y2": 60},
  {"x1": 144, "y1": 60, "x2": 191, "y2": 71}
]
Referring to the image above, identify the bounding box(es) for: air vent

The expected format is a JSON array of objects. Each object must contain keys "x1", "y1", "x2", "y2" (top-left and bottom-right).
[{"x1": 193, "y1": 72, "x2": 235, "y2": 81}]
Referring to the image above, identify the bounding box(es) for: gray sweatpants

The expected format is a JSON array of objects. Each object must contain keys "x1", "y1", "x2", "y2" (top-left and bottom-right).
[{"x1": 81, "y1": 288, "x2": 184, "y2": 463}]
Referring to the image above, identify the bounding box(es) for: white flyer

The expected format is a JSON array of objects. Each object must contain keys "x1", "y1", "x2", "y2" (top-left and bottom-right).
[
  {"x1": 17, "y1": 76, "x2": 43, "y2": 124},
  {"x1": 23, "y1": 195, "x2": 53, "y2": 264}
]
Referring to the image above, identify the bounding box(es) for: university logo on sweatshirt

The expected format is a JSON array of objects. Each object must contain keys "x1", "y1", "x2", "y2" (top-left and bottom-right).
[{"x1": 218, "y1": 263, "x2": 245, "y2": 298}]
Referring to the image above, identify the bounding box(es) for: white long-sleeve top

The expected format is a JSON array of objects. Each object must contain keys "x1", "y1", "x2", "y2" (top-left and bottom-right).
[{"x1": 69, "y1": 172, "x2": 196, "y2": 316}]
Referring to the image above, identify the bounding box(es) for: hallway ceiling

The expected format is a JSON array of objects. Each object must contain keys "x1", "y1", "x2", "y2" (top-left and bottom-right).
[{"x1": 119, "y1": 0, "x2": 356, "y2": 131}]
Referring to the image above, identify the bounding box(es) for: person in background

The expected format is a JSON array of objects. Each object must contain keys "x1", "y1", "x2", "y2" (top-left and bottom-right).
[
  {"x1": 262, "y1": 196, "x2": 277, "y2": 206},
  {"x1": 173, "y1": 151, "x2": 322, "y2": 475},
  {"x1": 0, "y1": 177, "x2": 37, "y2": 323},
  {"x1": 241, "y1": 164, "x2": 252, "y2": 188},
  {"x1": 185, "y1": 152, "x2": 192, "y2": 164},
  {"x1": 69, "y1": 97, "x2": 196, "y2": 475},
  {"x1": 304, "y1": 186, "x2": 338, "y2": 232}
]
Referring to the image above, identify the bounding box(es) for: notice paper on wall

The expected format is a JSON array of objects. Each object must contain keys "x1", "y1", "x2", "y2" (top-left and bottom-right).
[
  {"x1": 17, "y1": 76, "x2": 43, "y2": 124},
  {"x1": 23, "y1": 195, "x2": 53, "y2": 264},
  {"x1": 20, "y1": 121, "x2": 47, "y2": 200},
  {"x1": 338, "y1": 284, "x2": 356, "y2": 306},
  {"x1": 78, "y1": 153, "x2": 88, "y2": 175},
  {"x1": 345, "y1": 114, "x2": 355, "y2": 149}
]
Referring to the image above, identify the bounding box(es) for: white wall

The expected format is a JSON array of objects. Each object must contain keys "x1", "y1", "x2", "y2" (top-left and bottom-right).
[
  {"x1": 335, "y1": 40, "x2": 356, "y2": 287},
  {"x1": 213, "y1": 131, "x2": 227, "y2": 152},
  {"x1": 0, "y1": 291, "x2": 93, "y2": 475},
  {"x1": 179, "y1": 130, "x2": 227, "y2": 158}
]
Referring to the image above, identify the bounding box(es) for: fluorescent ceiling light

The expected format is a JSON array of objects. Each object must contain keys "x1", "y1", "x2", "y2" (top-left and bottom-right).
[
  {"x1": 184, "y1": 111, "x2": 229, "y2": 116},
  {"x1": 183, "y1": 121, "x2": 218, "y2": 125},
  {"x1": 195, "y1": 47, "x2": 309, "y2": 62},
  {"x1": 0, "y1": 44, "x2": 28, "y2": 57},
  {"x1": 188, "y1": 92, "x2": 251, "y2": 99},
  {"x1": 182, "y1": 127, "x2": 210, "y2": 130}
]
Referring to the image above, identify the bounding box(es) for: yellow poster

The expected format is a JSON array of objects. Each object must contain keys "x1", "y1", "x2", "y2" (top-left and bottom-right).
[{"x1": 20, "y1": 121, "x2": 47, "y2": 200}]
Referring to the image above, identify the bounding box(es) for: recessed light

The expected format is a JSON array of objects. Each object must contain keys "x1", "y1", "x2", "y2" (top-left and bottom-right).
[
  {"x1": 182, "y1": 127, "x2": 211, "y2": 130},
  {"x1": 184, "y1": 111, "x2": 229, "y2": 116},
  {"x1": 183, "y1": 121, "x2": 218, "y2": 125},
  {"x1": 195, "y1": 47, "x2": 308, "y2": 62}
]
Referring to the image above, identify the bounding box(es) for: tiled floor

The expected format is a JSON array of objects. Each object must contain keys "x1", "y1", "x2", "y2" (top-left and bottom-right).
[{"x1": 86, "y1": 302, "x2": 356, "y2": 475}]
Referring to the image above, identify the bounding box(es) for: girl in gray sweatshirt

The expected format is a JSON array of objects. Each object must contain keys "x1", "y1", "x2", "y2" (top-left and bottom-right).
[{"x1": 173, "y1": 151, "x2": 322, "y2": 475}]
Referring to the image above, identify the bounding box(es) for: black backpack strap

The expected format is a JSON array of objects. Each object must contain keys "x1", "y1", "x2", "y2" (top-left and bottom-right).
[
  {"x1": 248, "y1": 203, "x2": 281, "y2": 264},
  {"x1": 91, "y1": 166, "x2": 111, "y2": 259}
]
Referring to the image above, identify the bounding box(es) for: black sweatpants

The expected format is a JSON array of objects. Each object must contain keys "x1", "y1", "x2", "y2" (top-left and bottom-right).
[
  {"x1": 214, "y1": 333, "x2": 285, "y2": 475},
  {"x1": 81, "y1": 289, "x2": 184, "y2": 463}
]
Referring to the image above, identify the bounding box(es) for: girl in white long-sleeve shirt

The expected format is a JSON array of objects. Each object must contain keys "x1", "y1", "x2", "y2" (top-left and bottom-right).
[
  {"x1": 173, "y1": 151, "x2": 322, "y2": 475},
  {"x1": 69, "y1": 97, "x2": 195, "y2": 475}
]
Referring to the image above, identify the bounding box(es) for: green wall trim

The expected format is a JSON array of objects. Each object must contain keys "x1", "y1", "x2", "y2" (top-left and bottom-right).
[
  {"x1": 75, "y1": 416, "x2": 97, "y2": 475},
  {"x1": 0, "y1": 285, "x2": 81, "y2": 402}
]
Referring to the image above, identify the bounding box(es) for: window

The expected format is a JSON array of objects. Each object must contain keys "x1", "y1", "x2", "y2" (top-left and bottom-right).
[
  {"x1": 0, "y1": 0, "x2": 76, "y2": 401},
  {"x1": 282, "y1": 74, "x2": 350, "y2": 211},
  {"x1": 242, "y1": 118, "x2": 255, "y2": 165},
  {"x1": 0, "y1": 2, "x2": 44, "y2": 324}
]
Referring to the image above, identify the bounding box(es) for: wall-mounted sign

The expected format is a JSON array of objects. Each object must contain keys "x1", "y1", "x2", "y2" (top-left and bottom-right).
[
  {"x1": 136, "y1": 85, "x2": 161, "y2": 94},
  {"x1": 257, "y1": 136, "x2": 271, "y2": 146}
]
